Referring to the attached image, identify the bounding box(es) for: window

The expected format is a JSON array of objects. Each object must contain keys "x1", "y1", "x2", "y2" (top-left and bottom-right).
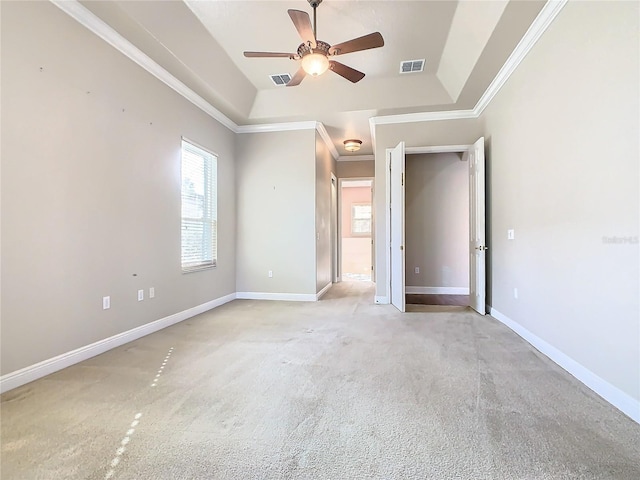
[
  {"x1": 351, "y1": 203, "x2": 372, "y2": 235},
  {"x1": 181, "y1": 139, "x2": 217, "y2": 272}
]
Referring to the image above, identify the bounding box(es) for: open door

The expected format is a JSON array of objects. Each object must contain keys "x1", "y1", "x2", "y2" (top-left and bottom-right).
[
  {"x1": 390, "y1": 142, "x2": 406, "y2": 312},
  {"x1": 469, "y1": 137, "x2": 487, "y2": 314}
]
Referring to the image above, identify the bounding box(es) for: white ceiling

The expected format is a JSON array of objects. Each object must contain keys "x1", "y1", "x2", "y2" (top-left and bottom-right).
[{"x1": 80, "y1": 0, "x2": 546, "y2": 156}]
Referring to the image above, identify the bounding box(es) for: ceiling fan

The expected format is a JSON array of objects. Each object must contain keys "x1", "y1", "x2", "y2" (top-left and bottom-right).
[{"x1": 243, "y1": 0, "x2": 384, "y2": 86}]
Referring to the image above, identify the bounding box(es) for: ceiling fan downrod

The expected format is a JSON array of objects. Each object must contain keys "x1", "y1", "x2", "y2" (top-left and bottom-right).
[{"x1": 308, "y1": 0, "x2": 322, "y2": 38}]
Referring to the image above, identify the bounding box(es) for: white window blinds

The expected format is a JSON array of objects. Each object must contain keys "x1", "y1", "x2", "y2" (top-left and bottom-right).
[{"x1": 181, "y1": 139, "x2": 217, "y2": 271}]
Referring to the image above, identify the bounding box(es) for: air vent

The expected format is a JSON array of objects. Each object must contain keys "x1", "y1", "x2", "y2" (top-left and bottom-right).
[
  {"x1": 399, "y1": 59, "x2": 425, "y2": 74},
  {"x1": 270, "y1": 73, "x2": 292, "y2": 86}
]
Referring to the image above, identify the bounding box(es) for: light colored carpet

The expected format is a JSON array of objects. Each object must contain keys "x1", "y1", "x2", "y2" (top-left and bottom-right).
[{"x1": 2, "y1": 281, "x2": 639, "y2": 479}]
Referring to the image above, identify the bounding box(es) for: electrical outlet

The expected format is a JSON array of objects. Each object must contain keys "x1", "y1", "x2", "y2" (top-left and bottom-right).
[
  {"x1": 103, "y1": 296, "x2": 110, "y2": 310},
  {"x1": 137, "y1": 289, "x2": 144, "y2": 301},
  {"x1": 414, "y1": 267, "x2": 420, "y2": 274},
  {"x1": 149, "y1": 287, "x2": 155, "y2": 299},
  {"x1": 514, "y1": 287, "x2": 518, "y2": 299},
  {"x1": 507, "y1": 229, "x2": 515, "y2": 240},
  {"x1": 268, "y1": 270, "x2": 273, "y2": 278}
]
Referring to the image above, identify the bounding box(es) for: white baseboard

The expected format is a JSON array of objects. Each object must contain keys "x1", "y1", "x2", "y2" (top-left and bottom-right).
[
  {"x1": 236, "y1": 291, "x2": 317, "y2": 302},
  {"x1": 406, "y1": 286, "x2": 470, "y2": 295},
  {"x1": 374, "y1": 296, "x2": 389, "y2": 304},
  {"x1": 316, "y1": 282, "x2": 332, "y2": 300},
  {"x1": 0, "y1": 292, "x2": 236, "y2": 394},
  {"x1": 490, "y1": 308, "x2": 640, "y2": 424}
]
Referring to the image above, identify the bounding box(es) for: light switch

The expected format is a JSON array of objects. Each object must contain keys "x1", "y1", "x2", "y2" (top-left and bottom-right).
[
  {"x1": 507, "y1": 229, "x2": 515, "y2": 240},
  {"x1": 103, "y1": 296, "x2": 110, "y2": 310}
]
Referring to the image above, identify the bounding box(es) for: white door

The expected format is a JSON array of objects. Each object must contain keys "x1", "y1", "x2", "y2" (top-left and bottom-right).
[
  {"x1": 469, "y1": 137, "x2": 487, "y2": 314},
  {"x1": 390, "y1": 142, "x2": 406, "y2": 312}
]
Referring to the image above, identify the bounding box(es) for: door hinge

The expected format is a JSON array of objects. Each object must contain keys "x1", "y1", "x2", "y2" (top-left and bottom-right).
[{"x1": 401, "y1": 173, "x2": 404, "y2": 186}]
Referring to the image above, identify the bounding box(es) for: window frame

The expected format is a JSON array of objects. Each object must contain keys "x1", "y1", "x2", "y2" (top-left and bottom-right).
[
  {"x1": 351, "y1": 202, "x2": 372, "y2": 236},
  {"x1": 180, "y1": 138, "x2": 218, "y2": 273}
]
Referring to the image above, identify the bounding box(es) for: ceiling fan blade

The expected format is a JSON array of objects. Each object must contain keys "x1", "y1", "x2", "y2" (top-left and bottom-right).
[
  {"x1": 329, "y1": 61, "x2": 365, "y2": 83},
  {"x1": 244, "y1": 51, "x2": 296, "y2": 59},
  {"x1": 286, "y1": 67, "x2": 306, "y2": 87},
  {"x1": 329, "y1": 32, "x2": 384, "y2": 56},
  {"x1": 288, "y1": 9, "x2": 316, "y2": 48}
]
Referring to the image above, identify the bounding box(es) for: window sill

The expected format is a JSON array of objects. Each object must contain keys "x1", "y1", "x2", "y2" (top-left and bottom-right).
[{"x1": 182, "y1": 263, "x2": 217, "y2": 274}]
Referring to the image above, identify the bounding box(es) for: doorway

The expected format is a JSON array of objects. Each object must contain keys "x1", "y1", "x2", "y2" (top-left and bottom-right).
[
  {"x1": 404, "y1": 152, "x2": 469, "y2": 307},
  {"x1": 340, "y1": 178, "x2": 373, "y2": 282},
  {"x1": 387, "y1": 139, "x2": 486, "y2": 313}
]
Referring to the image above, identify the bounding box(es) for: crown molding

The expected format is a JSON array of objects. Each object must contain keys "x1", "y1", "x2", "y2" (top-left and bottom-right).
[
  {"x1": 474, "y1": 0, "x2": 568, "y2": 116},
  {"x1": 51, "y1": 0, "x2": 568, "y2": 153},
  {"x1": 315, "y1": 122, "x2": 340, "y2": 160},
  {"x1": 236, "y1": 121, "x2": 317, "y2": 134},
  {"x1": 338, "y1": 155, "x2": 374, "y2": 162},
  {"x1": 370, "y1": 109, "x2": 476, "y2": 125},
  {"x1": 369, "y1": 0, "x2": 567, "y2": 126},
  {"x1": 50, "y1": 0, "x2": 239, "y2": 133}
]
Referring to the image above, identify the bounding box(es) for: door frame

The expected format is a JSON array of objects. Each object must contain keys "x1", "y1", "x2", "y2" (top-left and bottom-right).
[
  {"x1": 331, "y1": 173, "x2": 339, "y2": 283},
  {"x1": 384, "y1": 144, "x2": 472, "y2": 305},
  {"x1": 338, "y1": 177, "x2": 375, "y2": 282}
]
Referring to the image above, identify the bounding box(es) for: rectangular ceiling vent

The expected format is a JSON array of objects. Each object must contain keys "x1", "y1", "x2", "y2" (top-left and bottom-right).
[
  {"x1": 270, "y1": 73, "x2": 292, "y2": 86},
  {"x1": 399, "y1": 59, "x2": 425, "y2": 74}
]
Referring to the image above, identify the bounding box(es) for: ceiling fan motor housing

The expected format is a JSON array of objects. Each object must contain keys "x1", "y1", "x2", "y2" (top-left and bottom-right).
[{"x1": 297, "y1": 40, "x2": 331, "y2": 58}]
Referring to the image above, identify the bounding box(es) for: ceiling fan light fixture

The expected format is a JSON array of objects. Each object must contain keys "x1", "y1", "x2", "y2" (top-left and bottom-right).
[
  {"x1": 344, "y1": 139, "x2": 362, "y2": 152},
  {"x1": 301, "y1": 52, "x2": 330, "y2": 76}
]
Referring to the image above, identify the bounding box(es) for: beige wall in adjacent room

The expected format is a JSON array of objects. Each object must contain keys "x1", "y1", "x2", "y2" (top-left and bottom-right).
[
  {"x1": 373, "y1": 118, "x2": 484, "y2": 300},
  {"x1": 337, "y1": 160, "x2": 374, "y2": 179},
  {"x1": 235, "y1": 129, "x2": 317, "y2": 295},
  {"x1": 315, "y1": 132, "x2": 337, "y2": 293},
  {"x1": 480, "y1": 0, "x2": 639, "y2": 402},
  {"x1": 405, "y1": 153, "x2": 469, "y2": 290},
  {"x1": 0, "y1": 1, "x2": 236, "y2": 375}
]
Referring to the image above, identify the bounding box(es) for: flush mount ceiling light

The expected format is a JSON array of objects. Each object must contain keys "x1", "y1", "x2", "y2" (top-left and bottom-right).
[{"x1": 344, "y1": 139, "x2": 362, "y2": 152}]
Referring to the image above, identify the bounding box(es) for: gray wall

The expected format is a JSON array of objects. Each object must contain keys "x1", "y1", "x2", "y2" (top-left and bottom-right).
[
  {"x1": 235, "y1": 130, "x2": 317, "y2": 295},
  {"x1": 1, "y1": 1, "x2": 236, "y2": 375},
  {"x1": 315, "y1": 132, "x2": 336, "y2": 293},
  {"x1": 405, "y1": 153, "x2": 469, "y2": 290},
  {"x1": 373, "y1": 119, "x2": 484, "y2": 299},
  {"x1": 481, "y1": 0, "x2": 639, "y2": 402},
  {"x1": 337, "y1": 160, "x2": 374, "y2": 179}
]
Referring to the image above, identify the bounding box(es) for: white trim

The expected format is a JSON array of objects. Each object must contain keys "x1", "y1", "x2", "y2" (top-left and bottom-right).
[
  {"x1": 316, "y1": 282, "x2": 332, "y2": 300},
  {"x1": 52, "y1": 0, "x2": 568, "y2": 153},
  {"x1": 368, "y1": 0, "x2": 567, "y2": 126},
  {"x1": 338, "y1": 155, "x2": 375, "y2": 162},
  {"x1": 236, "y1": 121, "x2": 317, "y2": 134},
  {"x1": 374, "y1": 296, "x2": 389, "y2": 304},
  {"x1": 474, "y1": 0, "x2": 568, "y2": 116},
  {"x1": 406, "y1": 286, "x2": 470, "y2": 295},
  {"x1": 371, "y1": 109, "x2": 476, "y2": 126},
  {"x1": 236, "y1": 292, "x2": 318, "y2": 302},
  {"x1": 0, "y1": 293, "x2": 236, "y2": 394},
  {"x1": 50, "y1": 0, "x2": 239, "y2": 133},
  {"x1": 315, "y1": 122, "x2": 340, "y2": 160},
  {"x1": 490, "y1": 308, "x2": 640, "y2": 424},
  {"x1": 406, "y1": 145, "x2": 471, "y2": 155}
]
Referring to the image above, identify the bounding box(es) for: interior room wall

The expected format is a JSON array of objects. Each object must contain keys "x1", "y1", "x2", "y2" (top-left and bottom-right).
[
  {"x1": 235, "y1": 129, "x2": 317, "y2": 296},
  {"x1": 481, "y1": 0, "x2": 639, "y2": 407},
  {"x1": 373, "y1": 118, "x2": 484, "y2": 300},
  {"x1": 337, "y1": 160, "x2": 374, "y2": 178},
  {"x1": 340, "y1": 185, "x2": 372, "y2": 277},
  {"x1": 315, "y1": 132, "x2": 336, "y2": 293},
  {"x1": 405, "y1": 153, "x2": 469, "y2": 291},
  {"x1": 0, "y1": 1, "x2": 236, "y2": 375}
]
